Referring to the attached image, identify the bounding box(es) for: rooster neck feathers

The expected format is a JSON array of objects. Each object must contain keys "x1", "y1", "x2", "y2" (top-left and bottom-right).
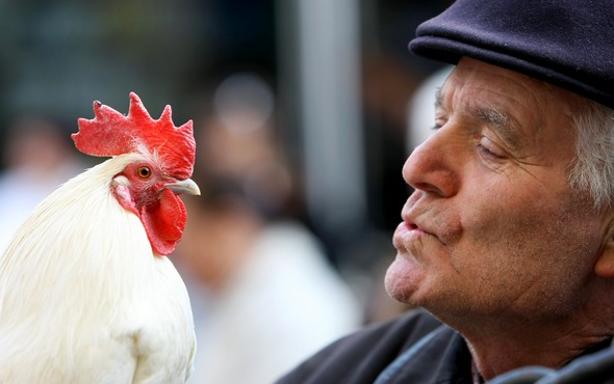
[{"x1": 1, "y1": 154, "x2": 159, "y2": 322}]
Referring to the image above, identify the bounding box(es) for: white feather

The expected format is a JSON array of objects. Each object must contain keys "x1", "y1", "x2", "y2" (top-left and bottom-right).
[{"x1": 0, "y1": 154, "x2": 196, "y2": 384}]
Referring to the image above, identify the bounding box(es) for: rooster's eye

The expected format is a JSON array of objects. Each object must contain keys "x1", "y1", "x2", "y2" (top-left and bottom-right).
[{"x1": 137, "y1": 166, "x2": 152, "y2": 179}]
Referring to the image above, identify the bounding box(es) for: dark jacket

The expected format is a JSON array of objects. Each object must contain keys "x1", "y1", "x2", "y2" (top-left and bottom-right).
[
  {"x1": 276, "y1": 310, "x2": 475, "y2": 384},
  {"x1": 276, "y1": 310, "x2": 614, "y2": 384}
]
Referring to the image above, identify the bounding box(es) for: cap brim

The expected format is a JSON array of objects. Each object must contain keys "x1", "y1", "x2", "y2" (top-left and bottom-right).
[{"x1": 410, "y1": 35, "x2": 614, "y2": 109}]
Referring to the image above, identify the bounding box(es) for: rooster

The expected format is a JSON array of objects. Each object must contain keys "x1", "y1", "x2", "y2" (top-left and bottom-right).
[{"x1": 0, "y1": 92, "x2": 200, "y2": 383}]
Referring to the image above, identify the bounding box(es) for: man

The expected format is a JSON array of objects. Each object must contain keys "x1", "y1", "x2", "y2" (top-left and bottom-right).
[{"x1": 277, "y1": 0, "x2": 614, "y2": 383}]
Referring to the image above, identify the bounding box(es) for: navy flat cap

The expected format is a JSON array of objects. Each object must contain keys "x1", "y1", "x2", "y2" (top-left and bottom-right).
[{"x1": 409, "y1": 0, "x2": 614, "y2": 109}]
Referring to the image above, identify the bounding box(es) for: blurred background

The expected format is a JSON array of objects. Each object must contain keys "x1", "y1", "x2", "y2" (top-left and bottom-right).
[{"x1": 0, "y1": 0, "x2": 451, "y2": 382}]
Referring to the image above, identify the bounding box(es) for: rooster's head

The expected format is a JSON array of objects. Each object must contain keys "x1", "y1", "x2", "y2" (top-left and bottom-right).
[{"x1": 72, "y1": 92, "x2": 200, "y2": 256}]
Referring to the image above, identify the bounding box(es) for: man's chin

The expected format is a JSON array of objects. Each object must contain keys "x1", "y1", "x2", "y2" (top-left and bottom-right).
[{"x1": 384, "y1": 254, "x2": 425, "y2": 304}]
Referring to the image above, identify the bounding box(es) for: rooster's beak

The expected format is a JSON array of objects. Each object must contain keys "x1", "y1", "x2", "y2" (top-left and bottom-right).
[{"x1": 166, "y1": 178, "x2": 201, "y2": 196}]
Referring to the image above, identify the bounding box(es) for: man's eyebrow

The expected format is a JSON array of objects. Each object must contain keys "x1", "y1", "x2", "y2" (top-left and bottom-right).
[
  {"x1": 473, "y1": 106, "x2": 524, "y2": 150},
  {"x1": 434, "y1": 90, "x2": 525, "y2": 150}
]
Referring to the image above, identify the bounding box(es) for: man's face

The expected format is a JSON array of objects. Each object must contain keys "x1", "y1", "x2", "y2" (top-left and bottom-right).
[{"x1": 386, "y1": 57, "x2": 610, "y2": 322}]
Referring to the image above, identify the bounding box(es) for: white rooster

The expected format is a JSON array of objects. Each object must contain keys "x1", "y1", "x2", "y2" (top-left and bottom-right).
[{"x1": 0, "y1": 92, "x2": 199, "y2": 383}]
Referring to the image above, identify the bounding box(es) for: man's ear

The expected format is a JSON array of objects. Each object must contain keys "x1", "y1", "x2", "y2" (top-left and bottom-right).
[
  {"x1": 595, "y1": 221, "x2": 614, "y2": 278},
  {"x1": 595, "y1": 247, "x2": 614, "y2": 278}
]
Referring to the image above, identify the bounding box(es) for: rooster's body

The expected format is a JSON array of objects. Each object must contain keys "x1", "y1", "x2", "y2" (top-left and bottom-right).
[{"x1": 0, "y1": 94, "x2": 198, "y2": 383}]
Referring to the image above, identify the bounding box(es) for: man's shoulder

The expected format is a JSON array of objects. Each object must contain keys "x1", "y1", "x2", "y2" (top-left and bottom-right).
[{"x1": 276, "y1": 309, "x2": 443, "y2": 384}]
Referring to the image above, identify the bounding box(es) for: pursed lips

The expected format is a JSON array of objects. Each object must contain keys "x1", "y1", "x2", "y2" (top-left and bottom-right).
[
  {"x1": 393, "y1": 213, "x2": 444, "y2": 252},
  {"x1": 405, "y1": 207, "x2": 443, "y2": 237}
]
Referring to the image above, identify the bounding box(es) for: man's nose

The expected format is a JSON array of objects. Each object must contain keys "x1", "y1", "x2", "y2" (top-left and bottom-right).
[{"x1": 402, "y1": 129, "x2": 460, "y2": 197}]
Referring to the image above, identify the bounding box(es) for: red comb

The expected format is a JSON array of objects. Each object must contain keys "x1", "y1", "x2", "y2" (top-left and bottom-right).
[{"x1": 72, "y1": 92, "x2": 195, "y2": 179}]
